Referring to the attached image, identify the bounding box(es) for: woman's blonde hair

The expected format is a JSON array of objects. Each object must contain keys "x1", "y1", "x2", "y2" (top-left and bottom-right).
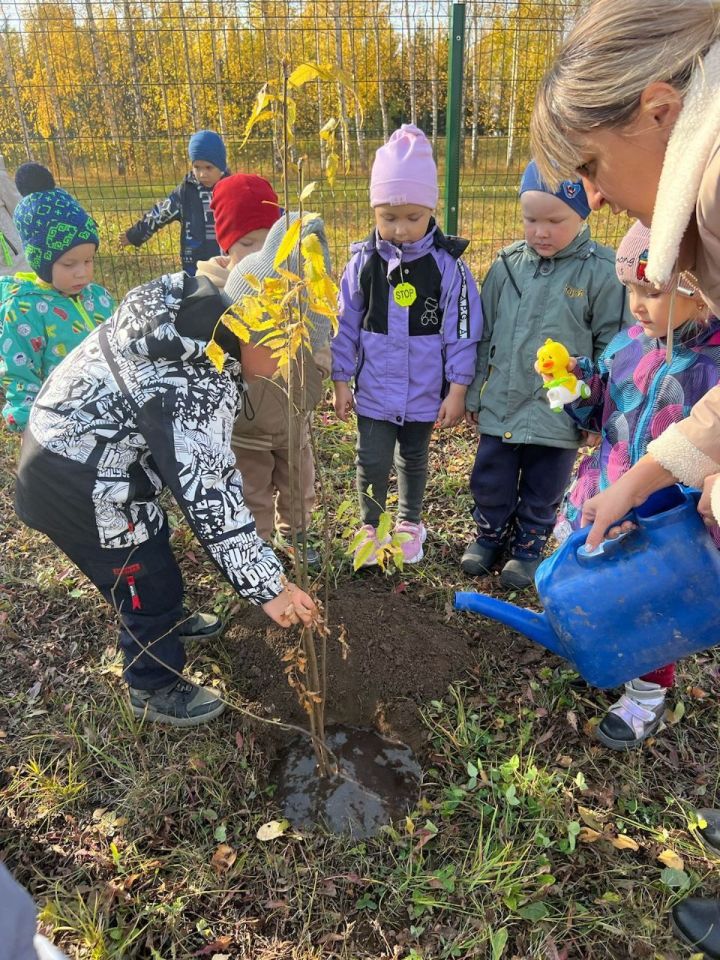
[{"x1": 531, "y1": 0, "x2": 720, "y2": 188}]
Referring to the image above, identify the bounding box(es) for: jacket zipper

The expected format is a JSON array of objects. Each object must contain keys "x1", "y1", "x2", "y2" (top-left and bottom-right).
[{"x1": 73, "y1": 297, "x2": 96, "y2": 332}]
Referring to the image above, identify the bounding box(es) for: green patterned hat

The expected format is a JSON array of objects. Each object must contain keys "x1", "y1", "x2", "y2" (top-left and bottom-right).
[{"x1": 13, "y1": 163, "x2": 99, "y2": 282}]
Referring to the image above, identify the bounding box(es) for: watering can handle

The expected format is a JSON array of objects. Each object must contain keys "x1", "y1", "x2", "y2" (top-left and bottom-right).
[{"x1": 577, "y1": 526, "x2": 634, "y2": 560}]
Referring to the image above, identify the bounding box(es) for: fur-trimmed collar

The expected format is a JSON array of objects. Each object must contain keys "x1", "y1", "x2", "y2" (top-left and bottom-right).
[{"x1": 647, "y1": 40, "x2": 720, "y2": 288}]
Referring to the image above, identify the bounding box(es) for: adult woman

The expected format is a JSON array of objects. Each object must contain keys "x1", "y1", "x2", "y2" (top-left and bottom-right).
[{"x1": 530, "y1": 1, "x2": 720, "y2": 954}]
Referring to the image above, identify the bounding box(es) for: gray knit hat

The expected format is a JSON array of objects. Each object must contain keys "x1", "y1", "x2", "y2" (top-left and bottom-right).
[{"x1": 225, "y1": 213, "x2": 332, "y2": 353}]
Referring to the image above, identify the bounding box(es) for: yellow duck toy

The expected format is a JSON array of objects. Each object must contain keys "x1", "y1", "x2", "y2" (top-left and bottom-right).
[{"x1": 536, "y1": 338, "x2": 591, "y2": 413}]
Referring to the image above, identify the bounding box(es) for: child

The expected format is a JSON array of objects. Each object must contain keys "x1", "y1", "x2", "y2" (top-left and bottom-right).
[
  {"x1": 553, "y1": 220, "x2": 720, "y2": 749},
  {"x1": 0, "y1": 155, "x2": 28, "y2": 276},
  {"x1": 119, "y1": 130, "x2": 228, "y2": 276},
  {"x1": 332, "y1": 124, "x2": 482, "y2": 565},
  {"x1": 0, "y1": 163, "x2": 114, "y2": 431},
  {"x1": 15, "y1": 271, "x2": 317, "y2": 726},
  {"x1": 461, "y1": 160, "x2": 631, "y2": 588},
  {"x1": 197, "y1": 173, "x2": 331, "y2": 567}
]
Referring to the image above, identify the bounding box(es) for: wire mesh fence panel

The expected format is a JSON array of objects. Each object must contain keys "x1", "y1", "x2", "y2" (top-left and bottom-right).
[{"x1": 0, "y1": 0, "x2": 629, "y2": 300}]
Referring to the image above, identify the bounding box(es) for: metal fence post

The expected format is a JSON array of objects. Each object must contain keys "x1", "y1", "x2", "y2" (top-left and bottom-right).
[{"x1": 444, "y1": 1, "x2": 466, "y2": 236}]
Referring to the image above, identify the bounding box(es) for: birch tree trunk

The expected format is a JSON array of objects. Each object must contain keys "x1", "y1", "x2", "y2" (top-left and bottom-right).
[
  {"x1": 402, "y1": 0, "x2": 416, "y2": 125},
  {"x1": 209, "y1": 0, "x2": 227, "y2": 136},
  {"x1": 373, "y1": 17, "x2": 389, "y2": 142},
  {"x1": 0, "y1": 25, "x2": 32, "y2": 159},
  {"x1": 85, "y1": 0, "x2": 124, "y2": 172},
  {"x1": 332, "y1": 0, "x2": 351, "y2": 171}
]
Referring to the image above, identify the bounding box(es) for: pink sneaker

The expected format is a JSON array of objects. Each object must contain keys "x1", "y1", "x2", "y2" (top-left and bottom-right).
[{"x1": 395, "y1": 520, "x2": 427, "y2": 564}]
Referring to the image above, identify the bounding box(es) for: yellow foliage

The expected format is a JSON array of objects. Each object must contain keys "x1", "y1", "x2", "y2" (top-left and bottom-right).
[
  {"x1": 205, "y1": 340, "x2": 225, "y2": 374},
  {"x1": 273, "y1": 219, "x2": 302, "y2": 270}
]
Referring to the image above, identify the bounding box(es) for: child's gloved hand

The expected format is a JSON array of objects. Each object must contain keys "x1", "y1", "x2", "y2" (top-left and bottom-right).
[
  {"x1": 333, "y1": 381, "x2": 354, "y2": 421},
  {"x1": 436, "y1": 383, "x2": 467, "y2": 428},
  {"x1": 262, "y1": 583, "x2": 318, "y2": 628}
]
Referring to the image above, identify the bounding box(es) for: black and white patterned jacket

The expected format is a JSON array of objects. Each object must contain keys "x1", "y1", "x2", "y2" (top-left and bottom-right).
[{"x1": 16, "y1": 272, "x2": 284, "y2": 605}]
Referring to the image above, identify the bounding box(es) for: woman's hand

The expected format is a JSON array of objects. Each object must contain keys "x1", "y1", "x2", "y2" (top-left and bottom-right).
[
  {"x1": 333, "y1": 381, "x2": 354, "y2": 421},
  {"x1": 262, "y1": 583, "x2": 317, "y2": 628},
  {"x1": 698, "y1": 473, "x2": 720, "y2": 526},
  {"x1": 581, "y1": 455, "x2": 677, "y2": 550},
  {"x1": 118, "y1": 231, "x2": 131, "y2": 249}
]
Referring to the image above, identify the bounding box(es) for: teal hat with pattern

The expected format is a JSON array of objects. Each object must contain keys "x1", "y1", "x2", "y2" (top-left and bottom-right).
[{"x1": 13, "y1": 163, "x2": 99, "y2": 282}]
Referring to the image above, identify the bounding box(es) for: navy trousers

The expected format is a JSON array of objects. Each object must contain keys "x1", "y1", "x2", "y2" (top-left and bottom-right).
[
  {"x1": 469, "y1": 434, "x2": 577, "y2": 559},
  {"x1": 47, "y1": 523, "x2": 185, "y2": 690}
]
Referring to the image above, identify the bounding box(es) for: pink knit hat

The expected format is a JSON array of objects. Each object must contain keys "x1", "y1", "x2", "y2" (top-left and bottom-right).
[
  {"x1": 616, "y1": 220, "x2": 674, "y2": 292},
  {"x1": 370, "y1": 124, "x2": 438, "y2": 209}
]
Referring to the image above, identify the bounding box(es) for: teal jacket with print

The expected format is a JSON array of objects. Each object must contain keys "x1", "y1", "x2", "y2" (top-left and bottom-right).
[
  {"x1": 465, "y1": 226, "x2": 632, "y2": 449},
  {"x1": 0, "y1": 273, "x2": 114, "y2": 430}
]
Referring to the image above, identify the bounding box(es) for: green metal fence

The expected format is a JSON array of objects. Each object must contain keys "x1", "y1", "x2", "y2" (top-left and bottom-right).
[{"x1": 0, "y1": 0, "x2": 626, "y2": 300}]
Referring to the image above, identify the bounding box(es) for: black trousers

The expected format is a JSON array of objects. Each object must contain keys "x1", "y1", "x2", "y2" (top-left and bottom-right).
[
  {"x1": 46, "y1": 523, "x2": 185, "y2": 690},
  {"x1": 356, "y1": 415, "x2": 435, "y2": 527},
  {"x1": 469, "y1": 434, "x2": 577, "y2": 559}
]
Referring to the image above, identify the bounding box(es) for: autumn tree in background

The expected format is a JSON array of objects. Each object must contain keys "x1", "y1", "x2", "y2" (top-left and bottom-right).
[{"x1": 0, "y1": 0, "x2": 578, "y2": 175}]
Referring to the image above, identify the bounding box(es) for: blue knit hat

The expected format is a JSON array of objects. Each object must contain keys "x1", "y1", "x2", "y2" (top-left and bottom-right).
[
  {"x1": 13, "y1": 163, "x2": 99, "y2": 283},
  {"x1": 520, "y1": 160, "x2": 591, "y2": 220},
  {"x1": 188, "y1": 130, "x2": 227, "y2": 172}
]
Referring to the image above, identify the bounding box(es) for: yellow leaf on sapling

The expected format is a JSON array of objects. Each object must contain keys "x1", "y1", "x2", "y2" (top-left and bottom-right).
[
  {"x1": 273, "y1": 219, "x2": 302, "y2": 270},
  {"x1": 205, "y1": 340, "x2": 225, "y2": 373}
]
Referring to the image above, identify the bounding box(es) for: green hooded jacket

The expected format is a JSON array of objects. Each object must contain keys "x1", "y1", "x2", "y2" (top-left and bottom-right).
[
  {"x1": 465, "y1": 225, "x2": 632, "y2": 449},
  {"x1": 0, "y1": 272, "x2": 114, "y2": 430}
]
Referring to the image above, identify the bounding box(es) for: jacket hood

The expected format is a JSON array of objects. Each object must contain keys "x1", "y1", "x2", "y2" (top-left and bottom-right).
[
  {"x1": 109, "y1": 272, "x2": 238, "y2": 365},
  {"x1": 0, "y1": 271, "x2": 100, "y2": 302},
  {"x1": 353, "y1": 218, "x2": 469, "y2": 261}
]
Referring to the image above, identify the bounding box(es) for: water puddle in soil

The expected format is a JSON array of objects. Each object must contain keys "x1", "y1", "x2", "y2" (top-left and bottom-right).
[{"x1": 272, "y1": 725, "x2": 422, "y2": 838}]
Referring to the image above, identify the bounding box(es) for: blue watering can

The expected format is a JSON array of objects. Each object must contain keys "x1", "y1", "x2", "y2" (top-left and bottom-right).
[{"x1": 455, "y1": 485, "x2": 720, "y2": 688}]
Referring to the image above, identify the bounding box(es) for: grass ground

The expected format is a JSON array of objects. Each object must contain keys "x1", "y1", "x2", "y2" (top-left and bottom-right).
[{"x1": 2, "y1": 404, "x2": 720, "y2": 959}]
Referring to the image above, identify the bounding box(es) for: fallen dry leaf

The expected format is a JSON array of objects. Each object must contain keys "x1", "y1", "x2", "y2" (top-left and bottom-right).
[
  {"x1": 211, "y1": 844, "x2": 237, "y2": 875},
  {"x1": 578, "y1": 805, "x2": 607, "y2": 831},
  {"x1": 657, "y1": 849, "x2": 684, "y2": 870},
  {"x1": 256, "y1": 819, "x2": 289, "y2": 841},
  {"x1": 578, "y1": 827, "x2": 603, "y2": 843},
  {"x1": 611, "y1": 835, "x2": 639, "y2": 851}
]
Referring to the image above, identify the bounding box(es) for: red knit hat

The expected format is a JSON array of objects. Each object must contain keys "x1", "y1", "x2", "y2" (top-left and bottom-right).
[{"x1": 210, "y1": 174, "x2": 280, "y2": 253}]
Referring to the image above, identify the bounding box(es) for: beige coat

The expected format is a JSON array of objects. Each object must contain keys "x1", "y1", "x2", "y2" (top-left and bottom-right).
[{"x1": 646, "y1": 133, "x2": 720, "y2": 515}]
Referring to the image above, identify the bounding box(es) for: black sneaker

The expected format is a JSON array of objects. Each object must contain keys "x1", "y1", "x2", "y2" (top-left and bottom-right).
[
  {"x1": 273, "y1": 531, "x2": 322, "y2": 569},
  {"x1": 460, "y1": 541, "x2": 500, "y2": 576},
  {"x1": 178, "y1": 611, "x2": 223, "y2": 643},
  {"x1": 500, "y1": 556, "x2": 542, "y2": 589},
  {"x1": 129, "y1": 678, "x2": 226, "y2": 726}
]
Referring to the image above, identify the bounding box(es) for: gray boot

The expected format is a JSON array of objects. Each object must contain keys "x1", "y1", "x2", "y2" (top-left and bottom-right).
[{"x1": 129, "y1": 678, "x2": 226, "y2": 727}]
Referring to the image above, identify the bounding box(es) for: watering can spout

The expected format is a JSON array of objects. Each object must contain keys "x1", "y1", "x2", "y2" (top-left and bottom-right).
[{"x1": 455, "y1": 591, "x2": 563, "y2": 656}]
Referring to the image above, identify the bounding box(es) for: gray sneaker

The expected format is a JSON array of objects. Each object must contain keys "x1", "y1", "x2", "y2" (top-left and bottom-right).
[
  {"x1": 178, "y1": 611, "x2": 223, "y2": 643},
  {"x1": 129, "y1": 678, "x2": 226, "y2": 727},
  {"x1": 273, "y1": 531, "x2": 322, "y2": 569}
]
